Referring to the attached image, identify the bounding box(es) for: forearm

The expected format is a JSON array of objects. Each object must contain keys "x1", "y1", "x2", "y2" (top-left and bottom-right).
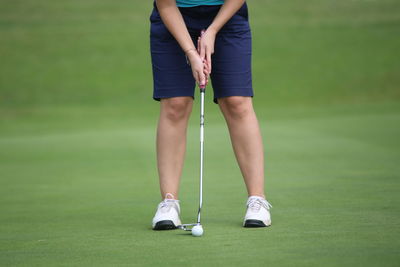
[
  {"x1": 155, "y1": 0, "x2": 196, "y2": 53},
  {"x1": 208, "y1": 0, "x2": 246, "y2": 34}
]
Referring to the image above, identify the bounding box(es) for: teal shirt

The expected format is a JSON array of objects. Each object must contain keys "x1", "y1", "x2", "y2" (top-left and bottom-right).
[{"x1": 176, "y1": 0, "x2": 224, "y2": 7}]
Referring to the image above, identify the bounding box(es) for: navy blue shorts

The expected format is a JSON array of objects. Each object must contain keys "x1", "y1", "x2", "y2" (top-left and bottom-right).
[{"x1": 150, "y1": 2, "x2": 253, "y2": 103}]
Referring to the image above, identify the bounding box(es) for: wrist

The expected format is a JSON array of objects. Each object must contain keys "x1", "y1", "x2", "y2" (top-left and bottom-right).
[
  {"x1": 207, "y1": 25, "x2": 218, "y2": 35},
  {"x1": 185, "y1": 49, "x2": 199, "y2": 61},
  {"x1": 184, "y1": 48, "x2": 197, "y2": 56},
  {"x1": 184, "y1": 49, "x2": 199, "y2": 65}
]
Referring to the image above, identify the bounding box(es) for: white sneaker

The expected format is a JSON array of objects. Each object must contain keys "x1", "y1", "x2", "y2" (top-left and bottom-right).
[
  {"x1": 243, "y1": 196, "x2": 272, "y2": 227},
  {"x1": 152, "y1": 193, "x2": 182, "y2": 230}
]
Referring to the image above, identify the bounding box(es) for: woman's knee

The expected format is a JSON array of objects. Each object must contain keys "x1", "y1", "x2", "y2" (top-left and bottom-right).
[
  {"x1": 219, "y1": 96, "x2": 253, "y2": 120},
  {"x1": 161, "y1": 97, "x2": 193, "y2": 121}
]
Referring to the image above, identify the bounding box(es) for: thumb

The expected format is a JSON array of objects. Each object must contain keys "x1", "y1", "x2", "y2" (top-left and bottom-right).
[
  {"x1": 199, "y1": 43, "x2": 206, "y2": 61},
  {"x1": 198, "y1": 70, "x2": 206, "y2": 88}
]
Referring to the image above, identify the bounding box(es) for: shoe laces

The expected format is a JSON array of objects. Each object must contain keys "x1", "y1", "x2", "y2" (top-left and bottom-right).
[
  {"x1": 247, "y1": 197, "x2": 272, "y2": 212},
  {"x1": 159, "y1": 200, "x2": 175, "y2": 211},
  {"x1": 158, "y1": 193, "x2": 179, "y2": 212}
]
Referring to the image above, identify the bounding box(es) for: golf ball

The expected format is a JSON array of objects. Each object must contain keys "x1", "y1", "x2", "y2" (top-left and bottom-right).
[{"x1": 191, "y1": 225, "x2": 204, "y2": 237}]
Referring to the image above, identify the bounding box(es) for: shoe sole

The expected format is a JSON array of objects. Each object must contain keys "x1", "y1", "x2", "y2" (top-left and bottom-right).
[
  {"x1": 153, "y1": 220, "x2": 177, "y2": 230},
  {"x1": 243, "y1": 219, "x2": 271, "y2": 228}
]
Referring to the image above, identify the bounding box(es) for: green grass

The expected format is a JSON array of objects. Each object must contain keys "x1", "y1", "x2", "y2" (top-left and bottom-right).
[
  {"x1": 1, "y1": 0, "x2": 400, "y2": 266},
  {"x1": 1, "y1": 103, "x2": 400, "y2": 266},
  {"x1": 1, "y1": 0, "x2": 399, "y2": 107}
]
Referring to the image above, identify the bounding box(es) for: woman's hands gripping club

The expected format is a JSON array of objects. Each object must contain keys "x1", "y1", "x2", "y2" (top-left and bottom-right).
[{"x1": 186, "y1": 29, "x2": 213, "y2": 89}]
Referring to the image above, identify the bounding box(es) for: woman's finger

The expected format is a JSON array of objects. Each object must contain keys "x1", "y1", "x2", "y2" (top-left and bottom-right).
[
  {"x1": 193, "y1": 70, "x2": 200, "y2": 85},
  {"x1": 202, "y1": 62, "x2": 209, "y2": 86},
  {"x1": 206, "y1": 50, "x2": 212, "y2": 74},
  {"x1": 199, "y1": 44, "x2": 206, "y2": 62},
  {"x1": 198, "y1": 69, "x2": 206, "y2": 88},
  {"x1": 203, "y1": 65, "x2": 209, "y2": 78}
]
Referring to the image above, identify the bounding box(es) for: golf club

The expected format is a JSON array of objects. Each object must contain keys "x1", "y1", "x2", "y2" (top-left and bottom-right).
[
  {"x1": 177, "y1": 30, "x2": 206, "y2": 236},
  {"x1": 177, "y1": 80, "x2": 206, "y2": 235}
]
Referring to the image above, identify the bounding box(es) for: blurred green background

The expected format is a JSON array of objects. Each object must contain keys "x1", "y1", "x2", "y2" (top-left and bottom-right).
[{"x1": 1, "y1": 0, "x2": 399, "y2": 266}]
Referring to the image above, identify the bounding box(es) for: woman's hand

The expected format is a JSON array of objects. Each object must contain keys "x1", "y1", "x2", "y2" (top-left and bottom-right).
[
  {"x1": 198, "y1": 28, "x2": 217, "y2": 75},
  {"x1": 186, "y1": 49, "x2": 207, "y2": 88}
]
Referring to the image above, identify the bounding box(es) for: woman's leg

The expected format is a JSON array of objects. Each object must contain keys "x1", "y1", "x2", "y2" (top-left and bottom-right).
[
  {"x1": 218, "y1": 96, "x2": 265, "y2": 198},
  {"x1": 157, "y1": 96, "x2": 193, "y2": 200}
]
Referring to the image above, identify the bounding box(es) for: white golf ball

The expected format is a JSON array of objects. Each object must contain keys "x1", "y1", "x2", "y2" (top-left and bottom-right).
[{"x1": 191, "y1": 225, "x2": 204, "y2": 237}]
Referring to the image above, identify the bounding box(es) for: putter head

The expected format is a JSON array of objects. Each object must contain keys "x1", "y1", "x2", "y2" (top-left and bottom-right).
[{"x1": 177, "y1": 223, "x2": 200, "y2": 231}]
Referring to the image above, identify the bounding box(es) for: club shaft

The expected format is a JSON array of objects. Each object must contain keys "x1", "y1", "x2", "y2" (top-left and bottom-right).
[{"x1": 197, "y1": 89, "x2": 205, "y2": 224}]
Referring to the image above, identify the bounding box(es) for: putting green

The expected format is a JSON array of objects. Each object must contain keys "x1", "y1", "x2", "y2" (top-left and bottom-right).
[
  {"x1": 1, "y1": 103, "x2": 399, "y2": 266},
  {"x1": 1, "y1": 0, "x2": 400, "y2": 265}
]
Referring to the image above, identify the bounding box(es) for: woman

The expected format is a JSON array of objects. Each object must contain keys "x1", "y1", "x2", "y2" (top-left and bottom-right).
[{"x1": 150, "y1": 0, "x2": 272, "y2": 229}]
